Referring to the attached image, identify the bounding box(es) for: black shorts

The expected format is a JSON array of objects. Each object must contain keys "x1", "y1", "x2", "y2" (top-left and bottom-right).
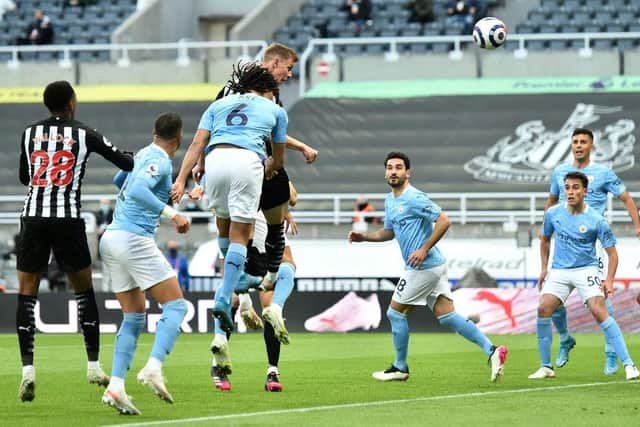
[
  {"x1": 16, "y1": 217, "x2": 92, "y2": 273},
  {"x1": 260, "y1": 167, "x2": 290, "y2": 210}
]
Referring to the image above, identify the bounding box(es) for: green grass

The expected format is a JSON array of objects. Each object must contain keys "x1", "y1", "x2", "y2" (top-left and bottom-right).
[{"x1": 1, "y1": 332, "x2": 640, "y2": 426}]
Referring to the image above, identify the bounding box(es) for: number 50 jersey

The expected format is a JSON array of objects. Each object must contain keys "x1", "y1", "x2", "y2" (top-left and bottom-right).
[
  {"x1": 197, "y1": 92, "x2": 288, "y2": 161},
  {"x1": 19, "y1": 116, "x2": 134, "y2": 218}
]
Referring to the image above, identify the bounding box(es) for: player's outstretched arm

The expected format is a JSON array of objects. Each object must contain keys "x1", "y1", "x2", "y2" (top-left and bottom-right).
[
  {"x1": 618, "y1": 191, "x2": 640, "y2": 237},
  {"x1": 88, "y1": 132, "x2": 134, "y2": 171},
  {"x1": 286, "y1": 134, "x2": 318, "y2": 164},
  {"x1": 348, "y1": 228, "x2": 394, "y2": 243},
  {"x1": 171, "y1": 129, "x2": 209, "y2": 203}
]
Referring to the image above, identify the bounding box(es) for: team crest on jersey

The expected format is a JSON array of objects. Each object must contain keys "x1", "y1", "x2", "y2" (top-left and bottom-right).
[
  {"x1": 145, "y1": 163, "x2": 160, "y2": 176},
  {"x1": 464, "y1": 103, "x2": 636, "y2": 184},
  {"x1": 579, "y1": 224, "x2": 588, "y2": 233}
]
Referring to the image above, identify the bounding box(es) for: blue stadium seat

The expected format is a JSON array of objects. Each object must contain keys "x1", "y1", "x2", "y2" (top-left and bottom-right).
[
  {"x1": 571, "y1": 11, "x2": 592, "y2": 24},
  {"x1": 538, "y1": 22, "x2": 559, "y2": 33},
  {"x1": 408, "y1": 43, "x2": 428, "y2": 54},
  {"x1": 431, "y1": 43, "x2": 452, "y2": 54},
  {"x1": 549, "y1": 40, "x2": 568, "y2": 50},
  {"x1": 343, "y1": 44, "x2": 364, "y2": 55},
  {"x1": 423, "y1": 22, "x2": 444, "y2": 36},
  {"x1": 399, "y1": 28, "x2": 421, "y2": 37},
  {"x1": 36, "y1": 51, "x2": 57, "y2": 61},
  {"x1": 515, "y1": 23, "x2": 536, "y2": 34},
  {"x1": 584, "y1": 22, "x2": 604, "y2": 33},
  {"x1": 617, "y1": 39, "x2": 637, "y2": 51},
  {"x1": 616, "y1": 11, "x2": 635, "y2": 25},
  {"x1": 584, "y1": 0, "x2": 605, "y2": 8},
  {"x1": 365, "y1": 44, "x2": 386, "y2": 54},
  {"x1": 606, "y1": 22, "x2": 626, "y2": 32},
  {"x1": 527, "y1": 40, "x2": 547, "y2": 51},
  {"x1": 564, "y1": 0, "x2": 583, "y2": 9},
  {"x1": 541, "y1": 0, "x2": 561, "y2": 7},
  {"x1": 561, "y1": 23, "x2": 581, "y2": 33},
  {"x1": 593, "y1": 39, "x2": 615, "y2": 50}
]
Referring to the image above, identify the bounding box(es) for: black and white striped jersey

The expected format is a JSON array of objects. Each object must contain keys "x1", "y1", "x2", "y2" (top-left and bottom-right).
[{"x1": 19, "y1": 116, "x2": 134, "y2": 219}]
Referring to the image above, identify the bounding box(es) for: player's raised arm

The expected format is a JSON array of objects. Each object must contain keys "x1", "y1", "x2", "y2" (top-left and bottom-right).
[
  {"x1": 285, "y1": 134, "x2": 318, "y2": 163},
  {"x1": 171, "y1": 128, "x2": 210, "y2": 203},
  {"x1": 87, "y1": 131, "x2": 134, "y2": 171}
]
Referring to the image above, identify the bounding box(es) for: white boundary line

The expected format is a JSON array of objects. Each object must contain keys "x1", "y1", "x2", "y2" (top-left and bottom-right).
[{"x1": 103, "y1": 380, "x2": 633, "y2": 427}]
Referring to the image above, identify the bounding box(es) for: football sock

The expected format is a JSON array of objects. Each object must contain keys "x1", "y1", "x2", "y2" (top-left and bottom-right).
[
  {"x1": 264, "y1": 321, "x2": 281, "y2": 367},
  {"x1": 112, "y1": 312, "x2": 145, "y2": 379},
  {"x1": 600, "y1": 317, "x2": 633, "y2": 366},
  {"x1": 438, "y1": 311, "x2": 494, "y2": 356},
  {"x1": 238, "y1": 293, "x2": 253, "y2": 311},
  {"x1": 216, "y1": 243, "x2": 246, "y2": 305},
  {"x1": 265, "y1": 222, "x2": 285, "y2": 275},
  {"x1": 604, "y1": 299, "x2": 616, "y2": 354},
  {"x1": 218, "y1": 237, "x2": 230, "y2": 257},
  {"x1": 272, "y1": 262, "x2": 295, "y2": 308},
  {"x1": 536, "y1": 317, "x2": 553, "y2": 368},
  {"x1": 16, "y1": 294, "x2": 37, "y2": 366},
  {"x1": 214, "y1": 318, "x2": 225, "y2": 336},
  {"x1": 75, "y1": 288, "x2": 100, "y2": 362},
  {"x1": 551, "y1": 305, "x2": 570, "y2": 342},
  {"x1": 387, "y1": 307, "x2": 409, "y2": 371},
  {"x1": 150, "y1": 299, "x2": 187, "y2": 362}
]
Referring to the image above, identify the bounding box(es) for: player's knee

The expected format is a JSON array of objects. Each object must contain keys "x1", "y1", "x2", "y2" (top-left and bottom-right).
[{"x1": 163, "y1": 298, "x2": 188, "y2": 320}]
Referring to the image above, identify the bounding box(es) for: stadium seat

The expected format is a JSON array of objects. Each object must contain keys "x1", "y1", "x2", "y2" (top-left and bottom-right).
[
  {"x1": 527, "y1": 40, "x2": 547, "y2": 51},
  {"x1": 549, "y1": 40, "x2": 568, "y2": 50},
  {"x1": 515, "y1": 23, "x2": 536, "y2": 34},
  {"x1": 365, "y1": 44, "x2": 386, "y2": 54},
  {"x1": 431, "y1": 43, "x2": 452, "y2": 54},
  {"x1": 583, "y1": 22, "x2": 603, "y2": 33},
  {"x1": 605, "y1": 22, "x2": 626, "y2": 32},
  {"x1": 617, "y1": 39, "x2": 637, "y2": 51},
  {"x1": 563, "y1": 0, "x2": 583, "y2": 9},
  {"x1": 593, "y1": 39, "x2": 615, "y2": 50},
  {"x1": 538, "y1": 22, "x2": 559, "y2": 33},
  {"x1": 541, "y1": 0, "x2": 561, "y2": 6},
  {"x1": 408, "y1": 43, "x2": 428, "y2": 54}
]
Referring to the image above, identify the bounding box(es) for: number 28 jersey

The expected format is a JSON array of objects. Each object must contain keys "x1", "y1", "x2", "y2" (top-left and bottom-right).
[
  {"x1": 197, "y1": 93, "x2": 288, "y2": 161},
  {"x1": 19, "y1": 116, "x2": 134, "y2": 219}
]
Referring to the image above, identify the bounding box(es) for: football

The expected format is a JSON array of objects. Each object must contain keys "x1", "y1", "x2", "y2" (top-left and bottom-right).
[{"x1": 473, "y1": 17, "x2": 508, "y2": 50}]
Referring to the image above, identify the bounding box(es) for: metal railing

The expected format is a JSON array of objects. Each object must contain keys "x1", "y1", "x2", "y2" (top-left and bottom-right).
[
  {"x1": 1, "y1": 39, "x2": 268, "y2": 69},
  {"x1": 0, "y1": 192, "x2": 635, "y2": 226},
  {"x1": 298, "y1": 31, "x2": 640, "y2": 97}
]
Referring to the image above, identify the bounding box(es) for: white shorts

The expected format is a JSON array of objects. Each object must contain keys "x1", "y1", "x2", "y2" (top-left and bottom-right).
[
  {"x1": 392, "y1": 264, "x2": 452, "y2": 309},
  {"x1": 596, "y1": 240, "x2": 606, "y2": 277},
  {"x1": 99, "y1": 229, "x2": 176, "y2": 293},
  {"x1": 541, "y1": 266, "x2": 604, "y2": 304},
  {"x1": 252, "y1": 211, "x2": 289, "y2": 254},
  {"x1": 204, "y1": 148, "x2": 264, "y2": 224}
]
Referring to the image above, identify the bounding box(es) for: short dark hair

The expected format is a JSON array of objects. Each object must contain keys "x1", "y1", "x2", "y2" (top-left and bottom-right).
[
  {"x1": 571, "y1": 128, "x2": 593, "y2": 141},
  {"x1": 385, "y1": 152, "x2": 410, "y2": 169},
  {"x1": 43, "y1": 81, "x2": 75, "y2": 113},
  {"x1": 564, "y1": 171, "x2": 589, "y2": 188},
  {"x1": 154, "y1": 112, "x2": 182, "y2": 140}
]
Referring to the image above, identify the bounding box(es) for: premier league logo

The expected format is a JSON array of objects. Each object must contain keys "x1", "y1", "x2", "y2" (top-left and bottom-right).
[{"x1": 464, "y1": 103, "x2": 636, "y2": 184}]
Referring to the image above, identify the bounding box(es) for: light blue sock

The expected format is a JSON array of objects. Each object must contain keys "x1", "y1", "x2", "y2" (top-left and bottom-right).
[
  {"x1": 150, "y1": 299, "x2": 187, "y2": 362},
  {"x1": 600, "y1": 317, "x2": 633, "y2": 366},
  {"x1": 216, "y1": 243, "x2": 246, "y2": 305},
  {"x1": 235, "y1": 272, "x2": 263, "y2": 293},
  {"x1": 112, "y1": 312, "x2": 146, "y2": 379},
  {"x1": 537, "y1": 317, "x2": 553, "y2": 368},
  {"x1": 218, "y1": 237, "x2": 230, "y2": 257},
  {"x1": 551, "y1": 305, "x2": 570, "y2": 342},
  {"x1": 272, "y1": 263, "x2": 295, "y2": 308},
  {"x1": 213, "y1": 317, "x2": 225, "y2": 336},
  {"x1": 604, "y1": 299, "x2": 616, "y2": 354},
  {"x1": 387, "y1": 307, "x2": 409, "y2": 371},
  {"x1": 438, "y1": 311, "x2": 494, "y2": 356}
]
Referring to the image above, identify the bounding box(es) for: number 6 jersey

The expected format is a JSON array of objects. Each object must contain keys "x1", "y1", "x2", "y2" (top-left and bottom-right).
[{"x1": 19, "y1": 115, "x2": 134, "y2": 218}]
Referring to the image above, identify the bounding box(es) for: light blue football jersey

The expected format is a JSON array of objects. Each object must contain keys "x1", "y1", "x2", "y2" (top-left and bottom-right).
[
  {"x1": 384, "y1": 185, "x2": 446, "y2": 270},
  {"x1": 198, "y1": 93, "x2": 288, "y2": 160},
  {"x1": 542, "y1": 204, "x2": 617, "y2": 269},
  {"x1": 550, "y1": 163, "x2": 626, "y2": 215},
  {"x1": 109, "y1": 143, "x2": 173, "y2": 237}
]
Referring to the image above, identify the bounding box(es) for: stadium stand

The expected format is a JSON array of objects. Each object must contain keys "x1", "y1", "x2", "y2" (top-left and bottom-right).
[
  {"x1": 514, "y1": 0, "x2": 640, "y2": 51},
  {"x1": 272, "y1": 0, "x2": 498, "y2": 55},
  {"x1": 0, "y1": 0, "x2": 137, "y2": 61}
]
